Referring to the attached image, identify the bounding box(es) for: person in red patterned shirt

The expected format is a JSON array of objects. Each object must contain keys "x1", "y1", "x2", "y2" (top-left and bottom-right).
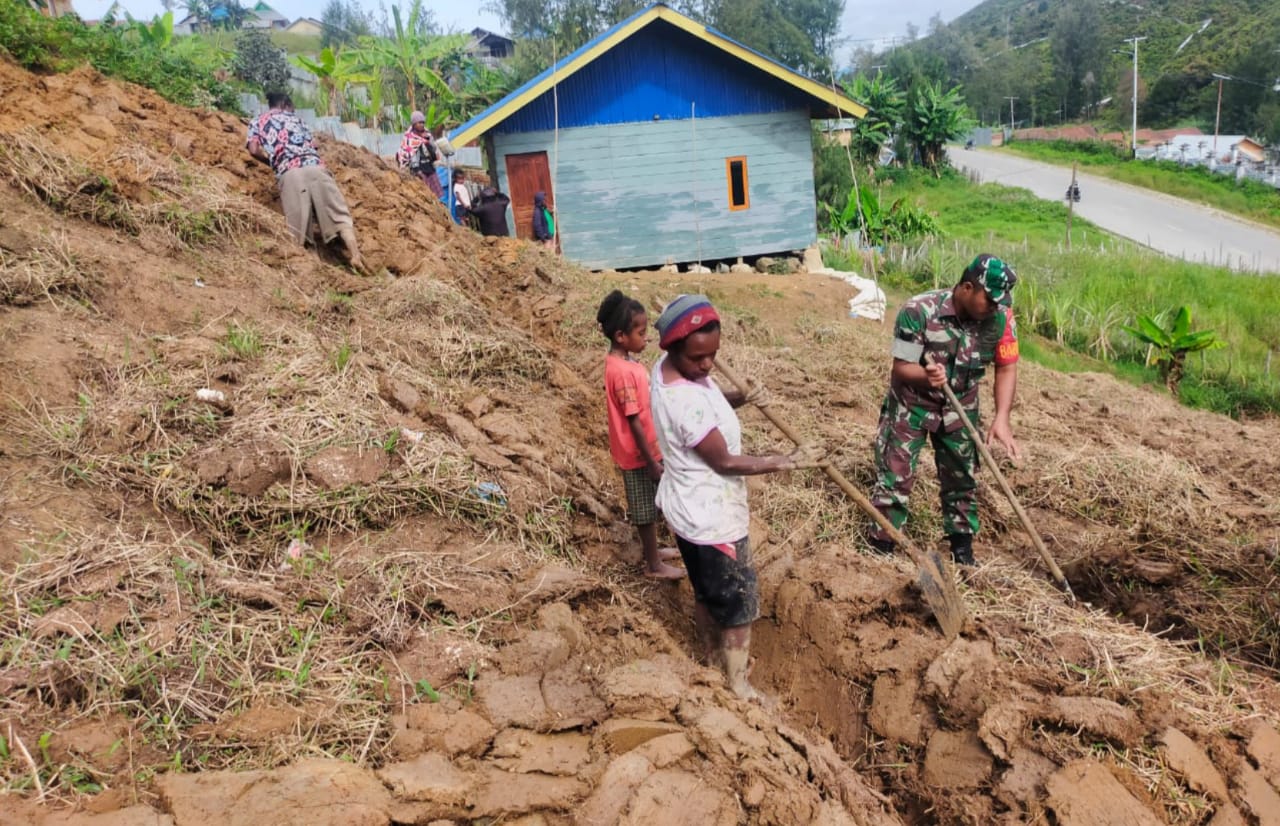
[
  {"x1": 246, "y1": 91, "x2": 367, "y2": 274},
  {"x1": 395, "y1": 111, "x2": 444, "y2": 198}
]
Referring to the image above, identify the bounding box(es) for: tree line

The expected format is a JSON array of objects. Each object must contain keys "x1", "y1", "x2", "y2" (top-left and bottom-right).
[{"x1": 879, "y1": 0, "x2": 1280, "y2": 145}]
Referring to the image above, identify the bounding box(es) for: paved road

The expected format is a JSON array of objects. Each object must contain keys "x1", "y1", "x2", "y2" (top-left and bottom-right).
[{"x1": 953, "y1": 148, "x2": 1280, "y2": 274}]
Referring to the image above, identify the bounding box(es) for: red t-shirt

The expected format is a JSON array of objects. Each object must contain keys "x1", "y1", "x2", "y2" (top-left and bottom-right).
[{"x1": 604, "y1": 354, "x2": 661, "y2": 470}]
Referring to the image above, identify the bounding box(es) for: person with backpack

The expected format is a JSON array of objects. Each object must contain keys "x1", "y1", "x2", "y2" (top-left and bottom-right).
[
  {"x1": 396, "y1": 111, "x2": 443, "y2": 198},
  {"x1": 471, "y1": 187, "x2": 511, "y2": 237},
  {"x1": 532, "y1": 191, "x2": 556, "y2": 250}
]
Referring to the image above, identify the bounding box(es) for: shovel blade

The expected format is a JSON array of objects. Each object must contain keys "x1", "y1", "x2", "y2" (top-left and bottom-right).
[{"x1": 914, "y1": 549, "x2": 965, "y2": 640}]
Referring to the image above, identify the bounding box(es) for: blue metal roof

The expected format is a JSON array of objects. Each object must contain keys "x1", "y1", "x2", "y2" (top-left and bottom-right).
[
  {"x1": 498, "y1": 21, "x2": 814, "y2": 133},
  {"x1": 450, "y1": 4, "x2": 865, "y2": 145}
]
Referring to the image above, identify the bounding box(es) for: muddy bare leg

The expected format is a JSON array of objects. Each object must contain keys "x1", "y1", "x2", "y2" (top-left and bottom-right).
[
  {"x1": 693, "y1": 601, "x2": 722, "y2": 668},
  {"x1": 722, "y1": 623, "x2": 770, "y2": 705},
  {"x1": 640, "y1": 523, "x2": 684, "y2": 579},
  {"x1": 336, "y1": 225, "x2": 368, "y2": 275}
]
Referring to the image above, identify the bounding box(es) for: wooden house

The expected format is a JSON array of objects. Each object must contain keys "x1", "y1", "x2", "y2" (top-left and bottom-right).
[
  {"x1": 468, "y1": 28, "x2": 515, "y2": 65},
  {"x1": 449, "y1": 4, "x2": 865, "y2": 270},
  {"x1": 283, "y1": 17, "x2": 324, "y2": 37}
]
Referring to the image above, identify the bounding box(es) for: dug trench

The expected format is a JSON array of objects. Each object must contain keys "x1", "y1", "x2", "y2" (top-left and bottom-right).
[{"x1": 3, "y1": 55, "x2": 1280, "y2": 825}]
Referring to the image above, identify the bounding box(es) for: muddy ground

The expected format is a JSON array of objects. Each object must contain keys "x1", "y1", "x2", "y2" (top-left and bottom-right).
[{"x1": 1, "y1": 56, "x2": 1279, "y2": 825}]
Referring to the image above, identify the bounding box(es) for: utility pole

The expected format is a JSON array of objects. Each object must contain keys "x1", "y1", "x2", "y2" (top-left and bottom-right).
[
  {"x1": 1124, "y1": 36, "x2": 1146, "y2": 157},
  {"x1": 1211, "y1": 72, "x2": 1230, "y2": 158},
  {"x1": 1004, "y1": 96, "x2": 1018, "y2": 136}
]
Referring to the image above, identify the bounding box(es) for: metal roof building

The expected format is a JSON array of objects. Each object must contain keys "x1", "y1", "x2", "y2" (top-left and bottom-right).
[{"x1": 450, "y1": 4, "x2": 865, "y2": 270}]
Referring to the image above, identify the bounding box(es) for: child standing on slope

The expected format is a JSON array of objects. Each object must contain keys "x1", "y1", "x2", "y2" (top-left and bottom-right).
[{"x1": 597, "y1": 290, "x2": 685, "y2": 580}]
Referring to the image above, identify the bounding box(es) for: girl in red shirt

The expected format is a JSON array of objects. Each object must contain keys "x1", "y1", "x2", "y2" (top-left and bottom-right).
[{"x1": 597, "y1": 290, "x2": 685, "y2": 580}]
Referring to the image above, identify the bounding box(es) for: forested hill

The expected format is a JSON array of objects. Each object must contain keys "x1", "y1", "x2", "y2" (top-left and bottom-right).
[{"x1": 888, "y1": 0, "x2": 1280, "y2": 141}]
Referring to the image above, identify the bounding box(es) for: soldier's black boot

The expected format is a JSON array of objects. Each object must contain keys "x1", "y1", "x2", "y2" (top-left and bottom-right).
[
  {"x1": 948, "y1": 534, "x2": 975, "y2": 567},
  {"x1": 868, "y1": 537, "x2": 896, "y2": 556}
]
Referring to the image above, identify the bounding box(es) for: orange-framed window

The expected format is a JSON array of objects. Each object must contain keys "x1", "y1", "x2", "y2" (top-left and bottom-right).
[{"x1": 726, "y1": 156, "x2": 749, "y2": 211}]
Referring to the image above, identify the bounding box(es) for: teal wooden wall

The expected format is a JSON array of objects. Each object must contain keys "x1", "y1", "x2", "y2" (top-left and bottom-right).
[{"x1": 493, "y1": 110, "x2": 817, "y2": 270}]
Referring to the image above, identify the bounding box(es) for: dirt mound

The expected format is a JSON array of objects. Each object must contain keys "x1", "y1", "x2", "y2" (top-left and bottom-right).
[{"x1": 2, "y1": 55, "x2": 1280, "y2": 825}]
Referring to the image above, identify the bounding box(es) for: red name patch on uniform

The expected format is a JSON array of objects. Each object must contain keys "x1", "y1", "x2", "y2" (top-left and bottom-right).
[{"x1": 994, "y1": 310, "x2": 1020, "y2": 367}]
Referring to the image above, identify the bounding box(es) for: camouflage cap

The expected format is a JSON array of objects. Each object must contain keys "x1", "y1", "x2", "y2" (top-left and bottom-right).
[{"x1": 965, "y1": 254, "x2": 1017, "y2": 307}]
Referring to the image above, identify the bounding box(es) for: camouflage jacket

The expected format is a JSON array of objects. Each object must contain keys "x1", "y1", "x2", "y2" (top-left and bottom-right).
[{"x1": 886, "y1": 289, "x2": 1017, "y2": 433}]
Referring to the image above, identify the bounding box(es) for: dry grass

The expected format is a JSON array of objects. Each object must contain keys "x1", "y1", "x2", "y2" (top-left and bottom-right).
[
  {"x1": 12, "y1": 323, "x2": 562, "y2": 556},
  {"x1": 970, "y1": 560, "x2": 1276, "y2": 730},
  {"x1": 1029, "y1": 445, "x2": 1215, "y2": 531},
  {"x1": 0, "y1": 131, "x2": 138, "y2": 233},
  {"x1": 0, "y1": 131, "x2": 280, "y2": 248},
  {"x1": 0, "y1": 233, "x2": 93, "y2": 307},
  {"x1": 0, "y1": 524, "x2": 522, "y2": 802},
  {"x1": 969, "y1": 559, "x2": 1278, "y2": 822},
  {"x1": 106, "y1": 145, "x2": 281, "y2": 248},
  {"x1": 379, "y1": 278, "x2": 550, "y2": 383}
]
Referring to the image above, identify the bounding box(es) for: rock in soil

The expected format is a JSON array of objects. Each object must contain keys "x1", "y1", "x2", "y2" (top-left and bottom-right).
[
  {"x1": 1045, "y1": 759, "x2": 1163, "y2": 826},
  {"x1": 1159, "y1": 726, "x2": 1230, "y2": 801},
  {"x1": 157, "y1": 758, "x2": 393, "y2": 826}
]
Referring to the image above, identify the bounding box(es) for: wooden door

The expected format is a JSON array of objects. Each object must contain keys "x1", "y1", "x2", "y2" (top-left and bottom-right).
[{"x1": 505, "y1": 151, "x2": 554, "y2": 242}]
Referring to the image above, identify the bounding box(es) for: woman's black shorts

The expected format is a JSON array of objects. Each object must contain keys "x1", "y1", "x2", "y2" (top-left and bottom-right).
[{"x1": 675, "y1": 535, "x2": 758, "y2": 628}]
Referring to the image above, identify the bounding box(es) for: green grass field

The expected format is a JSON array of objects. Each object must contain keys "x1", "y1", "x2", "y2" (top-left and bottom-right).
[
  {"x1": 825, "y1": 169, "x2": 1280, "y2": 417},
  {"x1": 1002, "y1": 140, "x2": 1280, "y2": 230}
]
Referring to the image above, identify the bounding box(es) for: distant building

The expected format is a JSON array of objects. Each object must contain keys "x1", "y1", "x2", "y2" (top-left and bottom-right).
[
  {"x1": 450, "y1": 3, "x2": 866, "y2": 270},
  {"x1": 27, "y1": 0, "x2": 75, "y2": 17},
  {"x1": 245, "y1": 2, "x2": 289, "y2": 30},
  {"x1": 468, "y1": 28, "x2": 515, "y2": 65},
  {"x1": 284, "y1": 17, "x2": 324, "y2": 37},
  {"x1": 174, "y1": 2, "x2": 289, "y2": 35},
  {"x1": 1234, "y1": 137, "x2": 1266, "y2": 164},
  {"x1": 1156, "y1": 133, "x2": 1252, "y2": 164}
]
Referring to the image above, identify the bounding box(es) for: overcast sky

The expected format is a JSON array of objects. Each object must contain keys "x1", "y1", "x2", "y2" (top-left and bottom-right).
[{"x1": 69, "y1": 0, "x2": 980, "y2": 65}]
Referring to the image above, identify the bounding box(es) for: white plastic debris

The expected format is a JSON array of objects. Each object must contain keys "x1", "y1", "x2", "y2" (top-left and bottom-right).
[
  {"x1": 195, "y1": 388, "x2": 226, "y2": 404},
  {"x1": 807, "y1": 267, "x2": 887, "y2": 321},
  {"x1": 400, "y1": 427, "x2": 425, "y2": 444},
  {"x1": 286, "y1": 537, "x2": 309, "y2": 561}
]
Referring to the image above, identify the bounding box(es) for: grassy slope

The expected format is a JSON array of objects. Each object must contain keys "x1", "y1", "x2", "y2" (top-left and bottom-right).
[
  {"x1": 1002, "y1": 141, "x2": 1280, "y2": 229},
  {"x1": 830, "y1": 168, "x2": 1280, "y2": 416},
  {"x1": 946, "y1": 0, "x2": 1280, "y2": 76}
]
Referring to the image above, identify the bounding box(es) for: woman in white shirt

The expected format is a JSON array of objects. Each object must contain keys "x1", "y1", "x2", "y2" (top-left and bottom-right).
[{"x1": 650, "y1": 294, "x2": 824, "y2": 703}]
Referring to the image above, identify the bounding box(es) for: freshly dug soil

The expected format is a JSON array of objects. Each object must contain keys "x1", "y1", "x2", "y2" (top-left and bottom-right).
[{"x1": 1, "y1": 56, "x2": 1278, "y2": 825}]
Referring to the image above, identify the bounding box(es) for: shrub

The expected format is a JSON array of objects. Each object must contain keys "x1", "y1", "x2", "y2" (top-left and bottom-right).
[
  {"x1": 0, "y1": 3, "x2": 240, "y2": 113},
  {"x1": 233, "y1": 29, "x2": 290, "y2": 96}
]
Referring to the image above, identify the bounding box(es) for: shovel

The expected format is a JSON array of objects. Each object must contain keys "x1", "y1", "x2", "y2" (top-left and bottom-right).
[
  {"x1": 713, "y1": 357, "x2": 966, "y2": 640},
  {"x1": 935, "y1": 379, "x2": 1075, "y2": 601}
]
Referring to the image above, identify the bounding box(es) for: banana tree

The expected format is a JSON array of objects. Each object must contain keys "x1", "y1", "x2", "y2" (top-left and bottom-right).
[
  {"x1": 1123, "y1": 306, "x2": 1225, "y2": 396},
  {"x1": 127, "y1": 10, "x2": 174, "y2": 48},
  {"x1": 842, "y1": 73, "x2": 904, "y2": 166},
  {"x1": 351, "y1": 70, "x2": 388, "y2": 130},
  {"x1": 903, "y1": 80, "x2": 975, "y2": 173},
  {"x1": 292, "y1": 46, "x2": 368, "y2": 119},
  {"x1": 354, "y1": 1, "x2": 459, "y2": 114},
  {"x1": 455, "y1": 59, "x2": 517, "y2": 122}
]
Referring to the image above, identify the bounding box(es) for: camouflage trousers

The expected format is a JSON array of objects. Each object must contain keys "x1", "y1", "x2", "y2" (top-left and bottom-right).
[{"x1": 870, "y1": 394, "x2": 979, "y2": 542}]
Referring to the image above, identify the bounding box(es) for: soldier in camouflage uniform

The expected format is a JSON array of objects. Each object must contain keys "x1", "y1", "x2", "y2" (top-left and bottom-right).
[{"x1": 869, "y1": 254, "x2": 1022, "y2": 566}]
